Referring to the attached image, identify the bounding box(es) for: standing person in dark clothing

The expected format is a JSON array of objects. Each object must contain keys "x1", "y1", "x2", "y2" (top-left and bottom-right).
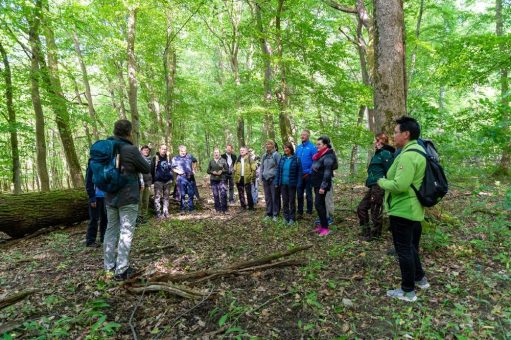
[
  {"x1": 260, "y1": 140, "x2": 281, "y2": 222},
  {"x1": 221, "y1": 144, "x2": 237, "y2": 205},
  {"x1": 377, "y1": 116, "x2": 429, "y2": 302},
  {"x1": 207, "y1": 148, "x2": 229, "y2": 213},
  {"x1": 275, "y1": 142, "x2": 302, "y2": 225},
  {"x1": 357, "y1": 133, "x2": 395, "y2": 240},
  {"x1": 103, "y1": 119, "x2": 151, "y2": 281},
  {"x1": 85, "y1": 159, "x2": 107, "y2": 247},
  {"x1": 234, "y1": 146, "x2": 257, "y2": 210},
  {"x1": 138, "y1": 145, "x2": 152, "y2": 224},
  {"x1": 151, "y1": 144, "x2": 173, "y2": 219},
  {"x1": 311, "y1": 136, "x2": 338, "y2": 236},
  {"x1": 171, "y1": 145, "x2": 195, "y2": 213},
  {"x1": 296, "y1": 130, "x2": 317, "y2": 219}
]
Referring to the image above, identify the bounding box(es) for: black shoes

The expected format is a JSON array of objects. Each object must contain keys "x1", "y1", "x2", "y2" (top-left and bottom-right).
[{"x1": 114, "y1": 267, "x2": 135, "y2": 281}]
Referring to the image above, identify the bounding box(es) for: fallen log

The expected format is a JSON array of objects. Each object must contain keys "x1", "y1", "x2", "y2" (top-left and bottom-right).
[
  {"x1": 126, "y1": 283, "x2": 208, "y2": 300},
  {"x1": 0, "y1": 289, "x2": 39, "y2": 310},
  {"x1": 0, "y1": 189, "x2": 88, "y2": 238}
]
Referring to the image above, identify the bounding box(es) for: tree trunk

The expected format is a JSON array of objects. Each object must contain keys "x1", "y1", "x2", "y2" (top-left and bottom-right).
[
  {"x1": 0, "y1": 41, "x2": 22, "y2": 194},
  {"x1": 72, "y1": 30, "x2": 99, "y2": 141},
  {"x1": 41, "y1": 17, "x2": 84, "y2": 188},
  {"x1": 254, "y1": 0, "x2": 276, "y2": 141},
  {"x1": 275, "y1": 0, "x2": 294, "y2": 146},
  {"x1": 373, "y1": 0, "x2": 407, "y2": 138},
  {"x1": 71, "y1": 75, "x2": 93, "y2": 148},
  {"x1": 28, "y1": 0, "x2": 50, "y2": 192},
  {"x1": 408, "y1": 0, "x2": 424, "y2": 87},
  {"x1": 0, "y1": 189, "x2": 88, "y2": 238},
  {"x1": 164, "y1": 9, "x2": 176, "y2": 153},
  {"x1": 127, "y1": 7, "x2": 140, "y2": 146},
  {"x1": 349, "y1": 106, "x2": 366, "y2": 176},
  {"x1": 495, "y1": 0, "x2": 510, "y2": 175},
  {"x1": 115, "y1": 64, "x2": 128, "y2": 120}
]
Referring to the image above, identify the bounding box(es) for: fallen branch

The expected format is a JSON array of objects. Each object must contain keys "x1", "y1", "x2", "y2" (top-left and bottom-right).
[
  {"x1": 137, "y1": 244, "x2": 175, "y2": 255},
  {"x1": 127, "y1": 283, "x2": 209, "y2": 299},
  {"x1": 0, "y1": 289, "x2": 39, "y2": 310}
]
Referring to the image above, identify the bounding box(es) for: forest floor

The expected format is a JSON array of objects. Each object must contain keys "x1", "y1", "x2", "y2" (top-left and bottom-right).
[{"x1": 1, "y1": 178, "x2": 510, "y2": 339}]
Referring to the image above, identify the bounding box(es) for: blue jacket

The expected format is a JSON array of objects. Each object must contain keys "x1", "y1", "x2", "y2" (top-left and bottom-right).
[
  {"x1": 85, "y1": 159, "x2": 105, "y2": 203},
  {"x1": 296, "y1": 140, "x2": 317, "y2": 175},
  {"x1": 276, "y1": 155, "x2": 303, "y2": 187}
]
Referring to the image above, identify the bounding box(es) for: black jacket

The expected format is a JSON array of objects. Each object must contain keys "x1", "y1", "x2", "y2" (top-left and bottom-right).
[
  {"x1": 221, "y1": 153, "x2": 237, "y2": 174},
  {"x1": 311, "y1": 149, "x2": 338, "y2": 191},
  {"x1": 151, "y1": 153, "x2": 173, "y2": 183},
  {"x1": 105, "y1": 137, "x2": 151, "y2": 208}
]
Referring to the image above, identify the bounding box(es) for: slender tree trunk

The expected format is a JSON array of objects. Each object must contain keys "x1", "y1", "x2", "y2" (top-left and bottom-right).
[
  {"x1": 254, "y1": 0, "x2": 276, "y2": 141},
  {"x1": 127, "y1": 7, "x2": 140, "y2": 146},
  {"x1": 275, "y1": 0, "x2": 293, "y2": 146},
  {"x1": 115, "y1": 64, "x2": 128, "y2": 120},
  {"x1": 71, "y1": 76, "x2": 93, "y2": 148},
  {"x1": 408, "y1": 0, "x2": 424, "y2": 87},
  {"x1": 72, "y1": 30, "x2": 99, "y2": 140},
  {"x1": 0, "y1": 41, "x2": 22, "y2": 194},
  {"x1": 495, "y1": 0, "x2": 510, "y2": 175},
  {"x1": 373, "y1": 0, "x2": 407, "y2": 138},
  {"x1": 28, "y1": 0, "x2": 50, "y2": 192},
  {"x1": 41, "y1": 15, "x2": 84, "y2": 188},
  {"x1": 164, "y1": 9, "x2": 176, "y2": 153},
  {"x1": 350, "y1": 106, "x2": 366, "y2": 175}
]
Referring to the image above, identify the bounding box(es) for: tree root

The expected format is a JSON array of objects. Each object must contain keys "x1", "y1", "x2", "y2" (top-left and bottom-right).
[{"x1": 0, "y1": 288, "x2": 39, "y2": 310}]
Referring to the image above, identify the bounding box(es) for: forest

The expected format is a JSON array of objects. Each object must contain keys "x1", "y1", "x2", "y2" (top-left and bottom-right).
[{"x1": 0, "y1": 0, "x2": 510, "y2": 338}]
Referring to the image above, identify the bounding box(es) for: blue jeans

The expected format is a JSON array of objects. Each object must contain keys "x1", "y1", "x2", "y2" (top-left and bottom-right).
[
  {"x1": 297, "y1": 174, "x2": 313, "y2": 215},
  {"x1": 177, "y1": 175, "x2": 194, "y2": 212},
  {"x1": 211, "y1": 180, "x2": 227, "y2": 212}
]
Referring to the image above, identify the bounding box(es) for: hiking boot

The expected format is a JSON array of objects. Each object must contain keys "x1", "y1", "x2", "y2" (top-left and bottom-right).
[
  {"x1": 114, "y1": 267, "x2": 135, "y2": 281},
  {"x1": 272, "y1": 216, "x2": 278, "y2": 222},
  {"x1": 318, "y1": 228, "x2": 331, "y2": 236},
  {"x1": 386, "y1": 288, "x2": 417, "y2": 302},
  {"x1": 288, "y1": 219, "x2": 295, "y2": 225},
  {"x1": 386, "y1": 247, "x2": 397, "y2": 256},
  {"x1": 86, "y1": 242, "x2": 101, "y2": 248},
  {"x1": 163, "y1": 211, "x2": 170, "y2": 219},
  {"x1": 315, "y1": 217, "x2": 334, "y2": 226},
  {"x1": 415, "y1": 277, "x2": 430, "y2": 289}
]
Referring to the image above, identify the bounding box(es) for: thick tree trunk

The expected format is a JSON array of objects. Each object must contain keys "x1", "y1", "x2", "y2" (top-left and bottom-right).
[
  {"x1": 127, "y1": 7, "x2": 140, "y2": 146},
  {"x1": 41, "y1": 20, "x2": 84, "y2": 188},
  {"x1": 373, "y1": 0, "x2": 407, "y2": 138},
  {"x1": 28, "y1": 0, "x2": 50, "y2": 192},
  {"x1": 0, "y1": 189, "x2": 88, "y2": 238},
  {"x1": 0, "y1": 41, "x2": 22, "y2": 194},
  {"x1": 72, "y1": 30, "x2": 99, "y2": 141},
  {"x1": 275, "y1": 0, "x2": 294, "y2": 146},
  {"x1": 164, "y1": 9, "x2": 176, "y2": 153},
  {"x1": 254, "y1": 1, "x2": 276, "y2": 141},
  {"x1": 495, "y1": 0, "x2": 510, "y2": 175}
]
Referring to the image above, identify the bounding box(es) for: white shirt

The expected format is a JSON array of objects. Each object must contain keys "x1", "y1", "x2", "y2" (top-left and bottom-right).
[
  {"x1": 241, "y1": 157, "x2": 245, "y2": 177},
  {"x1": 226, "y1": 154, "x2": 233, "y2": 167}
]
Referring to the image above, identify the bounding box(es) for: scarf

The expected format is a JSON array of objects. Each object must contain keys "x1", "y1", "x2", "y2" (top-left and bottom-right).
[{"x1": 312, "y1": 147, "x2": 329, "y2": 161}]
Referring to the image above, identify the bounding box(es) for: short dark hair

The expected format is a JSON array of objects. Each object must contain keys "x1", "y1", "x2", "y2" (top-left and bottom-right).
[
  {"x1": 113, "y1": 119, "x2": 132, "y2": 138},
  {"x1": 395, "y1": 116, "x2": 420, "y2": 140},
  {"x1": 317, "y1": 135, "x2": 331, "y2": 148},
  {"x1": 283, "y1": 142, "x2": 295, "y2": 154},
  {"x1": 140, "y1": 145, "x2": 151, "y2": 151}
]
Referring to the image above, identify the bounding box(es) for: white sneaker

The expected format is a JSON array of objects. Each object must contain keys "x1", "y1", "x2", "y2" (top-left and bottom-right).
[
  {"x1": 386, "y1": 288, "x2": 417, "y2": 302},
  {"x1": 415, "y1": 277, "x2": 430, "y2": 289}
]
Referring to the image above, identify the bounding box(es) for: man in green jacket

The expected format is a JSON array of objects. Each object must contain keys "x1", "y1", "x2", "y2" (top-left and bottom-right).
[
  {"x1": 377, "y1": 116, "x2": 430, "y2": 302},
  {"x1": 357, "y1": 132, "x2": 395, "y2": 240}
]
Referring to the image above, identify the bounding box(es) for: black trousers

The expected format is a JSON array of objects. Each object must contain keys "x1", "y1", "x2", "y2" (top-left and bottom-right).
[
  {"x1": 281, "y1": 185, "x2": 297, "y2": 221},
  {"x1": 314, "y1": 187, "x2": 328, "y2": 228},
  {"x1": 226, "y1": 174, "x2": 235, "y2": 203},
  {"x1": 237, "y1": 176, "x2": 254, "y2": 209},
  {"x1": 390, "y1": 215, "x2": 425, "y2": 292},
  {"x1": 86, "y1": 197, "x2": 107, "y2": 245}
]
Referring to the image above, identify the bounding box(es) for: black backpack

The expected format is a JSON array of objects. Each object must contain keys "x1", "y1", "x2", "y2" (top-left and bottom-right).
[{"x1": 405, "y1": 148, "x2": 448, "y2": 207}]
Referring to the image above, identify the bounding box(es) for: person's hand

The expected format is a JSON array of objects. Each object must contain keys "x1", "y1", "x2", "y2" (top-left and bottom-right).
[
  {"x1": 319, "y1": 188, "x2": 325, "y2": 194},
  {"x1": 90, "y1": 202, "x2": 97, "y2": 208}
]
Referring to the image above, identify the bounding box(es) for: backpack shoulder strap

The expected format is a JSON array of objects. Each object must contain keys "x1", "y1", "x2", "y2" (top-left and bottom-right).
[{"x1": 404, "y1": 148, "x2": 427, "y2": 158}]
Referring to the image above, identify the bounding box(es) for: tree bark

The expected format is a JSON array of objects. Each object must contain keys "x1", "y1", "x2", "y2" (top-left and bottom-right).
[
  {"x1": 70, "y1": 75, "x2": 93, "y2": 148},
  {"x1": 254, "y1": 0, "x2": 276, "y2": 141},
  {"x1": 72, "y1": 30, "x2": 99, "y2": 141},
  {"x1": 373, "y1": 0, "x2": 407, "y2": 138},
  {"x1": 28, "y1": 0, "x2": 50, "y2": 192},
  {"x1": 127, "y1": 7, "x2": 140, "y2": 146},
  {"x1": 0, "y1": 189, "x2": 88, "y2": 238},
  {"x1": 408, "y1": 0, "x2": 424, "y2": 87},
  {"x1": 0, "y1": 41, "x2": 22, "y2": 194},
  {"x1": 275, "y1": 0, "x2": 294, "y2": 146},
  {"x1": 41, "y1": 13, "x2": 84, "y2": 188},
  {"x1": 163, "y1": 9, "x2": 176, "y2": 152},
  {"x1": 495, "y1": 0, "x2": 510, "y2": 175}
]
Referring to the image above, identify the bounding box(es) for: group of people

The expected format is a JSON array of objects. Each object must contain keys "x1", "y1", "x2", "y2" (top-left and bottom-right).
[{"x1": 85, "y1": 117, "x2": 430, "y2": 303}]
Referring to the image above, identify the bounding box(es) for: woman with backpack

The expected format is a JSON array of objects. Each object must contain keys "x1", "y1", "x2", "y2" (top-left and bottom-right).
[
  {"x1": 275, "y1": 142, "x2": 302, "y2": 225},
  {"x1": 311, "y1": 135, "x2": 338, "y2": 236}
]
